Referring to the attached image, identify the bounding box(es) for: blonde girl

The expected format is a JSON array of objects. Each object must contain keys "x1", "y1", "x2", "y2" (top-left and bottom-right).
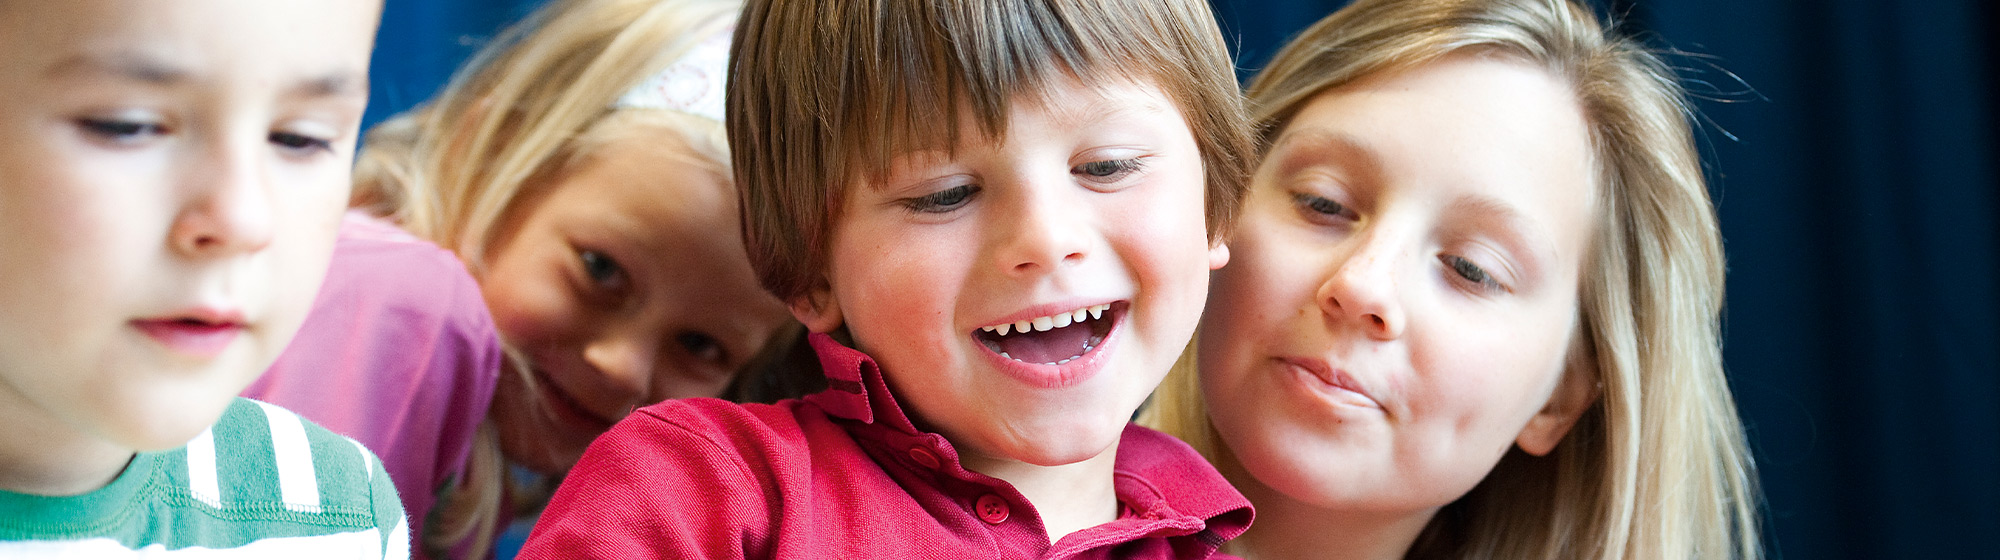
[
  {"x1": 1143, "y1": 0, "x2": 1760, "y2": 557},
  {"x1": 355, "y1": 0, "x2": 814, "y2": 555}
]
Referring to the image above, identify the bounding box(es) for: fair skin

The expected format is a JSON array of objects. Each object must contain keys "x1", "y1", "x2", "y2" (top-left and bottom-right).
[
  {"x1": 481, "y1": 130, "x2": 794, "y2": 474},
  {"x1": 792, "y1": 77, "x2": 1227, "y2": 541},
  {"x1": 0, "y1": 0, "x2": 374, "y2": 496},
  {"x1": 1199, "y1": 53, "x2": 1600, "y2": 560}
]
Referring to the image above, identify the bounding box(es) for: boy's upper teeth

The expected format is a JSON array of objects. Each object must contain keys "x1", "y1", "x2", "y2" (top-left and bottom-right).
[{"x1": 981, "y1": 304, "x2": 1109, "y2": 335}]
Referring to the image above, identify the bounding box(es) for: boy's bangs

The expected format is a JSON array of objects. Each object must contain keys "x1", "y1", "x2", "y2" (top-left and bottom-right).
[{"x1": 844, "y1": 0, "x2": 1186, "y2": 183}]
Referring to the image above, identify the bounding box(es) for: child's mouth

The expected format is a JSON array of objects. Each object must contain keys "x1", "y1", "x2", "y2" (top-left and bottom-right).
[{"x1": 973, "y1": 303, "x2": 1116, "y2": 365}]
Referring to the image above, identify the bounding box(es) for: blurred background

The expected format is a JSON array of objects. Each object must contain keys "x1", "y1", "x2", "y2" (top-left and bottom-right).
[{"x1": 366, "y1": 1, "x2": 1999, "y2": 557}]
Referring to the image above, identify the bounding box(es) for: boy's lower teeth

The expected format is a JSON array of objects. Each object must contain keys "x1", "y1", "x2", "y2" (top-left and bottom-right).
[{"x1": 997, "y1": 338, "x2": 1098, "y2": 365}]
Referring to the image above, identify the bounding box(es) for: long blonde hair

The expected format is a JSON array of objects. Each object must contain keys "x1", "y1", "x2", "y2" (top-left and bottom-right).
[
  {"x1": 351, "y1": 0, "x2": 750, "y2": 557},
  {"x1": 1142, "y1": 0, "x2": 1760, "y2": 557}
]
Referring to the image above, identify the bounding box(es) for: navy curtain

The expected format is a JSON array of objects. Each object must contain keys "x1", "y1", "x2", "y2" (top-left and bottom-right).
[
  {"x1": 367, "y1": 1, "x2": 2000, "y2": 556},
  {"x1": 363, "y1": 0, "x2": 548, "y2": 130}
]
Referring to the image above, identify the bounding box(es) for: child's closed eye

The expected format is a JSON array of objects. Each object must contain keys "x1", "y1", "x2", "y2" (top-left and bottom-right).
[
  {"x1": 1291, "y1": 191, "x2": 1359, "y2": 223},
  {"x1": 1071, "y1": 158, "x2": 1145, "y2": 184},
  {"x1": 75, "y1": 116, "x2": 168, "y2": 147},
  {"x1": 269, "y1": 130, "x2": 334, "y2": 158},
  {"x1": 1440, "y1": 254, "x2": 1508, "y2": 294}
]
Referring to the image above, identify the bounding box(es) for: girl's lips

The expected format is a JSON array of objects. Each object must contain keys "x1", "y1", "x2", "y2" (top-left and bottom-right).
[
  {"x1": 131, "y1": 316, "x2": 243, "y2": 358},
  {"x1": 529, "y1": 366, "x2": 620, "y2": 435},
  {"x1": 1282, "y1": 357, "x2": 1383, "y2": 410}
]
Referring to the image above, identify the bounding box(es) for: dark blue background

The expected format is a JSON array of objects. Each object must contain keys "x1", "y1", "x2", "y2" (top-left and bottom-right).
[{"x1": 366, "y1": 1, "x2": 2000, "y2": 557}]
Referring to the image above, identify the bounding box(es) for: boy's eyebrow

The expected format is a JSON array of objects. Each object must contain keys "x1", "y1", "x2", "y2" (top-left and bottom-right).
[
  {"x1": 288, "y1": 71, "x2": 368, "y2": 99},
  {"x1": 44, "y1": 52, "x2": 187, "y2": 84},
  {"x1": 45, "y1": 51, "x2": 367, "y2": 99}
]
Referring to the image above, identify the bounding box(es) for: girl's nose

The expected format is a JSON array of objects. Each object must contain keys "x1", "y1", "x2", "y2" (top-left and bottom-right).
[
  {"x1": 170, "y1": 140, "x2": 275, "y2": 258},
  {"x1": 1317, "y1": 233, "x2": 1406, "y2": 340},
  {"x1": 583, "y1": 330, "x2": 659, "y2": 400}
]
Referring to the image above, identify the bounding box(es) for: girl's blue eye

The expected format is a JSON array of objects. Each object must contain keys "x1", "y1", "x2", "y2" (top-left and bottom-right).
[
  {"x1": 1072, "y1": 159, "x2": 1143, "y2": 182},
  {"x1": 270, "y1": 131, "x2": 334, "y2": 156},
  {"x1": 1443, "y1": 255, "x2": 1503, "y2": 293},
  {"x1": 579, "y1": 250, "x2": 624, "y2": 285},
  {"x1": 904, "y1": 184, "x2": 978, "y2": 214},
  {"x1": 676, "y1": 332, "x2": 725, "y2": 364}
]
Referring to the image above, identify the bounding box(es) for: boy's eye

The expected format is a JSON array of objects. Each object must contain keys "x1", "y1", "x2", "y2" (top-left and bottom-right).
[
  {"x1": 1071, "y1": 158, "x2": 1143, "y2": 183},
  {"x1": 676, "y1": 332, "x2": 725, "y2": 364},
  {"x1": 1442, "y1": 255, "x2": 1505, "y2": 293},
  {"x1": 1291, "y1": 192, "x2": 1358, "y2": 221},
  {"x1": 269, "y1": 131, "x2": 335, "y2": 156},
  {"x1": 77, "y1": 118, "x2": 166, "y2": 146},
  {"x1": 903, "y1": 184, "x2": 979, "y2": 214},
  {"x1": 579, "y1": 250, "x2": 626, "y2": 287}
]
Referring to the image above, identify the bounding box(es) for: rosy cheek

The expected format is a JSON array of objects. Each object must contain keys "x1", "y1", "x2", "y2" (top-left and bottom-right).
[{"x1": 482, "y1": 274, "x2": 567, "y2": 348}]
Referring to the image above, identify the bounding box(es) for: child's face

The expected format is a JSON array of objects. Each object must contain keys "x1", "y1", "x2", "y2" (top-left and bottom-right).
[
  {"x1": 798, "y1": 77, "x2": 1227, "y2": 469},
  {"x1": 1200, "y1": 54, "x2": 1599, "y2": 516},
  {"x1": 0, "y1": 0, "x2": 374, "y2": 454},
  {"x1": 481, "y1": 133, "x2": 793, "y2": 474}
]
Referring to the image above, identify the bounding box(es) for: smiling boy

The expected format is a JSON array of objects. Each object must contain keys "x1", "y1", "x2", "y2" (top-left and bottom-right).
[{"x1": 520, "y1": 1, "x2": 1253, "y2": 557}]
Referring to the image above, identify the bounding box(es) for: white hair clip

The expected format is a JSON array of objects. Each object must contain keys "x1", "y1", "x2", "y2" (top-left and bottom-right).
[{"x1": 612, "y1": 23, "x2": 733, "y2": 122}]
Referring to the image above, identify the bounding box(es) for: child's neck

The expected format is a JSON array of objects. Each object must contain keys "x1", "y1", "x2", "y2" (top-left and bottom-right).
[
  {"x1": 959, "y1": 441, "x2": 1122, "y2": 544},
  {"x1": 1222, "y1": 457, "x2": 1435, "y2": 560},
  {"x1": 0, "y1": 391, "x2": 135, "y2": 496}
]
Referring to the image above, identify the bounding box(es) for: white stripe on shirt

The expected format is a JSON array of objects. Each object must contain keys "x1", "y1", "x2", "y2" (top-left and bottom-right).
[{"x1": 255, "y1": 401, "x2": 322, "y2": 514}]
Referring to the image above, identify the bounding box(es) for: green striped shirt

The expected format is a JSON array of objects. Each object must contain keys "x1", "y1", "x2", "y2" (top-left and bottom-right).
[{"x1": 0, "y1": 398, "x2": 408, "y2": 558}]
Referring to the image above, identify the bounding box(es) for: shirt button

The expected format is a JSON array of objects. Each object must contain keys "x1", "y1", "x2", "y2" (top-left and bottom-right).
[
  {"x1": 975, "y1": 494, "x2": 1010, "y2": 524},
  {"x1": 908, "y1": 447, "x2": 940, "y2": 470}
]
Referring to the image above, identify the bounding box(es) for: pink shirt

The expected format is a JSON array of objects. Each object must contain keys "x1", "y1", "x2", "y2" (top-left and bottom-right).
[
  {"x1": 519, "y1": 333, "x2": 1251, "y2": 559},
  {"x1": 245, "y1": 212, "x2": 503, "y2": 560}
]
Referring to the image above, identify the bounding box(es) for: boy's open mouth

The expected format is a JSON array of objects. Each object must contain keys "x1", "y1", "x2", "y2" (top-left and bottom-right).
[{"x1": 973, "y1": 303, "x2": 1116, "y2": 365}]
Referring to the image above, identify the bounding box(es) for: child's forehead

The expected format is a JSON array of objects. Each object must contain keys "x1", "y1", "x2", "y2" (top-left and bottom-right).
[
  {"x1": 3, "y1": 0, "x2": 377, "y2": 82},
  {"x1": 853, "y1": 76, "x2": 1181, "y2": 184}
]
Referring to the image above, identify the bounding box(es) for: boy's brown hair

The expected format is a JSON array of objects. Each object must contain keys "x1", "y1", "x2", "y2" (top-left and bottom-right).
[{"x1": 727, "y1": 0, "x2": 1252, "y2": 303}]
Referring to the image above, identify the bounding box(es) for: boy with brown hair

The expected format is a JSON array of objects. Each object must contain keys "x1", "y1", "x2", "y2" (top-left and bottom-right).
[{"x1": 521, "y1": 1, "x2": 1253, "y2": 557}]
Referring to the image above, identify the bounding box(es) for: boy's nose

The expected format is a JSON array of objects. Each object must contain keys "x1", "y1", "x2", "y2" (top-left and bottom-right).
[
  {"x1": 1317, "y1": 233, "x2": 1406, "y2": 340},
  {"x1": 170, "y1": 140, "x2": 276, "y2": 258},
  {"x1": 994, "y1": 184, "x2": 1090, "y2": 276}
]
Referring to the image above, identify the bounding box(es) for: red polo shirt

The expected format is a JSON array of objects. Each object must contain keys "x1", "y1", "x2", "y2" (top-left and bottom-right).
[{"x1": 519, "y1": 333, "x2": 1252, "y2": 559}]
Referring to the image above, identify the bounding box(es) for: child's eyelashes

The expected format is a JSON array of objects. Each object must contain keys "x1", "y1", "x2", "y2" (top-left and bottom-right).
[
  {"x1": 577, "y1": 249, "x2": 631, "y2": 294},
  {"x1": 75, "y1": 117, "x2": 168, "y2": 147},
  {"x1": 269, "y1": 130, "x2": 335, "y2": 157},
  {"x1": 1071, "y1": 158, "x2": 1145, "y2": 184},
  {"x1": 1291, "y1": 191, "x2": 1359, "y2": 222},
  {"x1": 901, "y1": 184, "x2": 980, "y2": 214},
  {"x1": 1441, "y1": 254, "x2": 1508, "y2": 294},
  {"x1": 675, "y1": 332, "x2": 726, "y2": 365},
  {"x1": 74, "y1": 115, "x2": 339, "y2": 159}
]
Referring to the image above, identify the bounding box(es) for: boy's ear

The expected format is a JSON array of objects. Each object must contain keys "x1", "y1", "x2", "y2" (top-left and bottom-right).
[
  {"x1": 788, "y1": 282, "x2": 844, "y2": 333},
  {"x1": 1207, "y1": 237, "x2": 1231, "y2": 270},
  {"x1": 1516, "y1": 335, "x2": 1601, "y2": 456}
]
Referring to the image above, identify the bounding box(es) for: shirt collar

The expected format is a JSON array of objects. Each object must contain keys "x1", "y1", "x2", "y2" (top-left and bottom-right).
[{"x1": 801, "y1": 332, "x2": 921, "y2": 434}]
